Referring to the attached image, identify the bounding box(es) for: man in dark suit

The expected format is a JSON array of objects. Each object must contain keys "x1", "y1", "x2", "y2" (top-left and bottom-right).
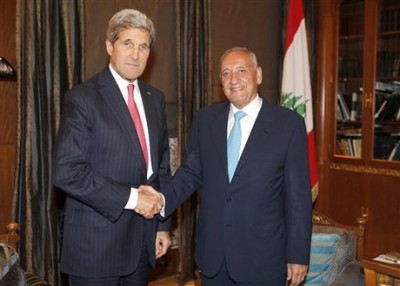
[
  {"x1": 52, "y1": 9, "x2": 171, "y2": 286},
  {"x1": 142, "y1": 47, "x2": 312, "y2": 285}
]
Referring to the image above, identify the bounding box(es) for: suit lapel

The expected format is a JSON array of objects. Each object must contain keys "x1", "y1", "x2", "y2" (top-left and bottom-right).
[
  {"x1": 138, "y1": 80, "x2": 159, "y2": 174},
  {"x1": 97, "y1": 68, "x2": 146, "y2": 169},
  {"x1": 209, "y1": 103, "x2": 231, "y2": 179},
  {"x1": 235, "y1": 100, "x2": 276, "y2": 174}
]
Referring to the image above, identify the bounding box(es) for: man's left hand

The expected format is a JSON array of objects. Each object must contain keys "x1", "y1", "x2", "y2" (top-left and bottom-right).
[
  {"x1": 287, "y1": 263, "x2": 308, "y2": 286},
  {"x1": 155, "y1": 231, "x2": 172, "y2": 259}
]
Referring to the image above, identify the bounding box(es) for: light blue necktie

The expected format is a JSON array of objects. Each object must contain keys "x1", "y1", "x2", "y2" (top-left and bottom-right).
[{"x1": 227, "y1": 110, "x2": 246, "y2": 182}]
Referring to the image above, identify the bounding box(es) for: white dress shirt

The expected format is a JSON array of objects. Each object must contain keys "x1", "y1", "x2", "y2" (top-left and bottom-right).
[{"x1": 109, "y1": 65, "x2": 153, "y2": 209}]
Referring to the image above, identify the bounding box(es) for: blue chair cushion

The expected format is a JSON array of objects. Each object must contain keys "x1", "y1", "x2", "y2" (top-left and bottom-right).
[{"x1": 304, "y1": 233, "x2": 340, "y2": 285}]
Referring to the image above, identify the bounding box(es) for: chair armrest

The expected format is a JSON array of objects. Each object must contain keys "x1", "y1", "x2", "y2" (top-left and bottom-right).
[
  {"x1": 330, "y1": 261, "x2": 365, "y2": 286},
  {"x1": 24, "y1": 271, "x2": 51, "y2": 286}
]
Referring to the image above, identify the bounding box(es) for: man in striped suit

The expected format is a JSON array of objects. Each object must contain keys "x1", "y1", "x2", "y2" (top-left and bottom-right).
[{"x1": 53, "y1": 9, "x2": 171, "y2": 286}]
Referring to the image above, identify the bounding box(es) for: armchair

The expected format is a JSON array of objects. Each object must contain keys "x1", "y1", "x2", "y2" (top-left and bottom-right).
[
  {"x1": 305, "y1": 211, "x2": 367, "y2": 285},
  {"x1": 0, "y1": 222, "x2": 19, "y2": 250},
  {"x1": 0, "y1": 222, "x2": 50, "y2": 286}
]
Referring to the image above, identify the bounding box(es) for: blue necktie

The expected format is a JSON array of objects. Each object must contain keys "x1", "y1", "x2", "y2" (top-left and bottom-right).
[{"x1": 227, "y1": 110, "x2": 246, "y2": 182}]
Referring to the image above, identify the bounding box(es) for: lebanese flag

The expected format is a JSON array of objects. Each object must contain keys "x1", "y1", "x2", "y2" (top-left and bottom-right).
[{"x1": 281, "y1": 0, "x2": 318, "y2": 201}]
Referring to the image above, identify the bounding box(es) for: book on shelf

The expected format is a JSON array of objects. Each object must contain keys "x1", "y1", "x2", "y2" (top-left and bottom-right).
[
  {"x1": 336, "y1": 141, "x2": 343, "y2": 155},
  {"x1": 383, "y1": 96, "x2": 400, "y2": 121},
  {"x1": 396, "y1": 106, "x2": 400, "y2": 121},
  {"x1": 336, "y1": 101, "x2": 344, "y2": 121},
  {"x1": 375, "y1": 81, "x2": 400, "y2": 94},
  {"x1": 352, "y1": 138, "x2": 362, "y2": 158},
  {"x1": 379, "y1": 7, "x2": 400, "y2": 33},
  {"x1": 337, "y1": 138, "x2": 361, "y2": 157},
  {"x1": 350, "y1": 92, "x2": 358, "y2": 121},
  {"x1": 337, "y1": 139, "x2": 352, "y2": 156},
  {"x1": 394, "y1": 58, "x2": 400, "y2": 78},
  {"x1": 374, "y1": 99, "x2": 388, "y2": 119},
  {"x1": 374, "y1": 134, "x2": 399, "y2": 160},
  {"x1": 374, "y1": 83, "x2": 400, "y2": 121},
  {"x1": 337, "y1": 93, "x2": 350, "y2": 120},
  {"x1": 388, "y1": 143, "x2": 400, "y2": 161},
  {"x1": 376, "y1": 52, "x2": 400, "y2": 78}
]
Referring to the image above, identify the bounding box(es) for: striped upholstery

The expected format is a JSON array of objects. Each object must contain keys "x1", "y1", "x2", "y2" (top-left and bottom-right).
[
  {"x1": 311, "y1": 225, "x2": 357, "y2": 285},
  {"x1": 304, "y1": 234, "x2": 340, "y2": 285}
]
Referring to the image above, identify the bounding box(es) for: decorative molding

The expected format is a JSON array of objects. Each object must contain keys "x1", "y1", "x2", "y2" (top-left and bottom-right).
[
  {"x1": 312, "y1": 214, "x2": 332, "y2": 225},
  {"x1": 330, "y1": 162, "x2": 400, "y2": 177}
]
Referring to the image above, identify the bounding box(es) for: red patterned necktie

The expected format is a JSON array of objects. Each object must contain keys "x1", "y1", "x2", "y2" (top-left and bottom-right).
[{"x1": 127, "y1": 84, "x2": 148, "y2": 168}]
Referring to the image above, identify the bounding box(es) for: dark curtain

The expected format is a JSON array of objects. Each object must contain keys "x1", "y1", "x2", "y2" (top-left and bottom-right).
[
  {"x1": 12, "y1": 0, "x2": 84, "y2": 285},
  {"x1": 175, "y1": 0, "x2": 211, "y2": 284}
]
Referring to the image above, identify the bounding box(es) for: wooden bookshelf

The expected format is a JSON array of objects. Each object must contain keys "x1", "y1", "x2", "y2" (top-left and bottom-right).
[{"x1": 314, "y1": 0, "x2": 400, "y2": 259}]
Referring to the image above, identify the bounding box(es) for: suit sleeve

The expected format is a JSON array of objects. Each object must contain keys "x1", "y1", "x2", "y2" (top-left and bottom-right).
[
  {"x1": 155, "y1": 94, "x2": 172, "y2": 232},
  {"x1": 52, "y1": 90, "x2": 130, "y2": 222},
  {"x1": 284, "y1": 116, "x2": 313, "y2": 265},
  {"x1": 160, "y1": 113, "x2": 203, "y2": 218}
]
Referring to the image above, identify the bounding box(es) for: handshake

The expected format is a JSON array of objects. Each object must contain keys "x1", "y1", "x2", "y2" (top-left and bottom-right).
[{"x1": 134, "y1": 185, "x2": 164, "y2": 219}]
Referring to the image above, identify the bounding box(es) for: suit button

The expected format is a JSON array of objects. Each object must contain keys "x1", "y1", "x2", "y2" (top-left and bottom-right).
[{"x1": 226, "y1": 198, "x2": 232, "y2": 202}]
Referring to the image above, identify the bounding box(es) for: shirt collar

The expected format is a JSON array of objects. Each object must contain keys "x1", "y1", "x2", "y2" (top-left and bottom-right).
[
  {"x1": 229, "y1": 95, "x2": 262, "y2": 118},
  {"x1": 108, "y1": 64, "x2": 138, "y2": 94}
]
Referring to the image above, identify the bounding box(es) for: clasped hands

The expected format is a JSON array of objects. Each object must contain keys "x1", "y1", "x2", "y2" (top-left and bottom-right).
[{"x1": 134, "y1": 185, "x2": 163, "y2": 219}]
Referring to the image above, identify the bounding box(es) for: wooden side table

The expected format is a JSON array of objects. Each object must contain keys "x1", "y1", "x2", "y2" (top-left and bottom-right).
[{"x1": 363, "y1": 259, "x2": 400, "y2": 286}]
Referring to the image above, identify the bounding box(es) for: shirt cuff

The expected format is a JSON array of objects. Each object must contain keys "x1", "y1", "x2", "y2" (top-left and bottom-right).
[
  {"x1": 159, "y1": 193, "x2": 166, "y2": 217},
  {"x1": 125, "y1": 188, "x2": 138, "y2": 209}
]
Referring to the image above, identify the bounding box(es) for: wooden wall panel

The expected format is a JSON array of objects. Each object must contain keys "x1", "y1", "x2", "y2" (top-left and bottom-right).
[
  {"x1": 0, "y1": 0, "x2": 17, "y2": 232},
  {"x1": 0, "y1": 146, "x2": 17, "y2": 230},
  {"x1": 363, "y1": 173, "x2": 400, "y2": 258},
  {"x1": 321, "y1": 167, "x2": 400, "y2": 259},
  {"x1": 0, "y1": 82, "x2": 18, "y2": 144}
]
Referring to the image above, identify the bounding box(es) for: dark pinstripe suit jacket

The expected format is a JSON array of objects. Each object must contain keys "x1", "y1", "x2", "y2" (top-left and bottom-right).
[
  {"x1": 161, "y1": 99, "x2": 312, "y2": 283},
  {"x1": 52, "y1": 67, "x2": 171, "y2": 277}
]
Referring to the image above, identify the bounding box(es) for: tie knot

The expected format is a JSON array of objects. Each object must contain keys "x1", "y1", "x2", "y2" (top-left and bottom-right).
[
  {"x1": 234, "y1": 110, "x2": 246, "y2": 121},
  {"x1": 128, "y1": 84, "x2": 134, "y2": 97}
]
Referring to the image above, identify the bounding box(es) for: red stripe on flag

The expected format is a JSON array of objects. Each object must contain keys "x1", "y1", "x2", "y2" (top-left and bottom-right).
[
  {"x1": 285, "y1": 0, "x2": 304, "y2": 52},
  {"x1": 307, "y1": 130, "x2": 318, "y2": 188}
]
